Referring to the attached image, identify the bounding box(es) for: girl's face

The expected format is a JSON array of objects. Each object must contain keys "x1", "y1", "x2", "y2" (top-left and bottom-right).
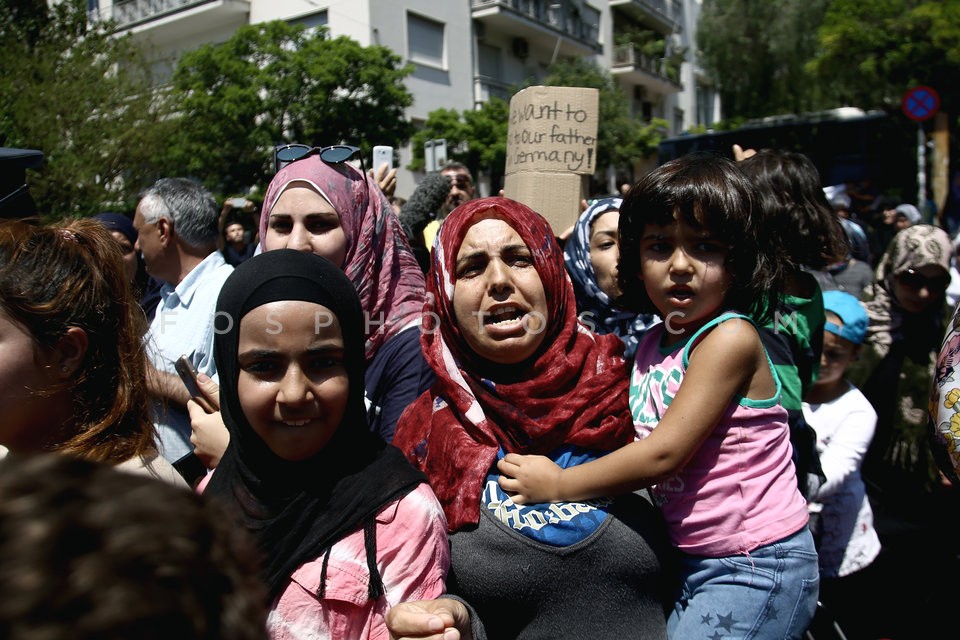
[
  {"x1": 237, "y1": 300, "x2": 349, "y2": 462},
  {"x1": 0, "y1": 310, "x2": 63, "y2": 451},
  {"x1": 892, "y1": 265, "x2": 950, "y2": 314},
  {"x1": 589, "y1": 210, "x2": 621, "y2": 299},
  {"x1": 452, "y1": 218, "x2": 549, "y2": 365},
  {"x1": 638, "y1": 217, "x2": 731, "y2": 344},
  {"x1": 265, "y1": 184, "x2": 348, "y2": 268}
]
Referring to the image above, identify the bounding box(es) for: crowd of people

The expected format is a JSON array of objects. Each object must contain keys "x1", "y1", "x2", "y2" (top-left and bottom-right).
[{"x1": 0, "y1": 142, "x2": 957, "y2": 639}]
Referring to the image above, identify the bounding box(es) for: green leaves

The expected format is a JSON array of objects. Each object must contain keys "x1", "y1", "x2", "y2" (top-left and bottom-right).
[
  {"x1": 411, "y1": 57, "x2": 666, "y2": 189},
  {"x1": 0, "y1": 0, "x2": 171, "y2": 218},
  {"x1": 811, "y1": 0, "x2": 960, "y2": 115},
  {"x1": 410, "y1": 101, "x2": 508, "y2": 181},
  {"x1": 542, "y1": 58, "x2": 665, "y2": 169},
  {"x1": 165, "y1": 22, "x2": 415, "y2": 197},
  {"x1": 698, "y1": 0, "x2": 831, "y2": 119},
  {"x1": 699, "y1": 0, "x2": 960, "y2": 122}
]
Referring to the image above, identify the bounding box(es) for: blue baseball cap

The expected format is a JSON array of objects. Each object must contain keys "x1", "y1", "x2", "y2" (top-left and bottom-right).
[{"x1": 822, "y1": 290, "x2": 868, "y2": 345}]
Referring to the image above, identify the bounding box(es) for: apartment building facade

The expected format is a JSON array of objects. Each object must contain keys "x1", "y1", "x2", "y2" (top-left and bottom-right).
[{"x1": 91, "y1": 0, "x2": 719, "y2": 195}]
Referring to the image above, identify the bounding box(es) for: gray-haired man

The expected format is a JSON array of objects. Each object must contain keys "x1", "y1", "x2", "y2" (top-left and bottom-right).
[{"x1": 134, "y1": 177, "x2": 233, "y2": 463}]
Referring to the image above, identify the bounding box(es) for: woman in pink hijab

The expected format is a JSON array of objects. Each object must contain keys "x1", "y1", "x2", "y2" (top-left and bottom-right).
[
  {"x1": 188, "y1": 150, "x2": 432, "y2": 468},
  {"x1": 258, "y1": 152, "x2": 432, "y2": 442}
]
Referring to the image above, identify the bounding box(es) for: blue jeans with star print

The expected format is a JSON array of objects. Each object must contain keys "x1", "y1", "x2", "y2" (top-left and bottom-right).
[{"x1": 667, "y1": 527, "x2": 819, "y2": 639}]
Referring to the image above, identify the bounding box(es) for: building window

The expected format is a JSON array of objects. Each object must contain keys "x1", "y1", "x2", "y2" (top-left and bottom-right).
[
  {"x1": 641, "y1": 101, "x2": 653, "y2": 122},
  {"x1": 696, "y1": 84, "x2": 716, "y2": 127},
  {"x1": 674, "y1": 108, "x2": 684, "y2": 134},
  {"x1": 407, "y1": 13, "x2": 445, "y2": 68},
  {"x1": 478, "y1": 43, "x2": 501, "y2": 79},
  {"x1": 291, "y1": 10, "x2": 328, "y2": 37}
]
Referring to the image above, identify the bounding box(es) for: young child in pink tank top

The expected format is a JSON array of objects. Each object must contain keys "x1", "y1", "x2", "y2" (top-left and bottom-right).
[{"x1": 498, "y1": 153, "x2": 819, "y2": 639}]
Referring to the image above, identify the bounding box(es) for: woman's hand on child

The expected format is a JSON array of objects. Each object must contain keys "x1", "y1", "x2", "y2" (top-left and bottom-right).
[
  {"x1": 385, "y1": 598, "x2": 472, "y2": 640},
  {"x1": 497, "y1": 453, "x2": 563, "y2": 504}
]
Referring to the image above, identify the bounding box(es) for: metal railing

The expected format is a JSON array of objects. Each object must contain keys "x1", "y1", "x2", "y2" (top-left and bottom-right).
[
  {"x1": 471, "y1": 0, "x2": 600, "y2": 45},
  {"x1": 474, "y1": 75, "x2": 514, "y2": 103},
  {"x1": 630, "y1": 0, "x2": 683, "y2": 22},
  {"x1": 112, "y1": 0, "x2": 213, "y2": 27},
  {"x1": 612, "y1": 43, "x2": 679, "y2": 84}
]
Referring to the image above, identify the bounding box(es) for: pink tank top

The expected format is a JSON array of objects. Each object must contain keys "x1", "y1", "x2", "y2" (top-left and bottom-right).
[{"x1": 630, "y1": 313, "x2": 809, "y2": 556}]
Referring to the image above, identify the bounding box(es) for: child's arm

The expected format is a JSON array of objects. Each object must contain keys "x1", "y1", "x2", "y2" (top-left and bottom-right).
[
  {"x1": 498, "y1": 317, "x2": 771, "y2": 503},
  {"x1": 811, "y1": 403, "x2": 876, "y2": 501}
]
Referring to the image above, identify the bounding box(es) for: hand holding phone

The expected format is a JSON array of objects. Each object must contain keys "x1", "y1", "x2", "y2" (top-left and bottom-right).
[{"x1": 174, "y1": 355, "x2": 216, "y2": 414}]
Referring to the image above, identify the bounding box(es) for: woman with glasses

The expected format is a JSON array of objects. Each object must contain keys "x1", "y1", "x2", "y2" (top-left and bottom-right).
[
  {"x1": 188, "y1": 146, "x2": 432, "y2": 468},
  {"x1": 847, "y1": 224, "x2": 952, "y2": 510}
]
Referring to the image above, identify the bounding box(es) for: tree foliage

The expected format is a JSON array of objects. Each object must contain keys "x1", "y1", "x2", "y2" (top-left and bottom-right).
[
  {"x1": 542, "y1": 58, "x2": 666, "y2": 169},
  {"x1": 809, "y1": 0, "x2": 960, "y2": 115},
  {"x1": 166, "y1": 21, "x2": 415, "y2": 197},
  {"x1": 409, "y1": 97, "x2": 510, "y2": 187},
  {"x1": 0, "y1": 0, "x2": 172, "y2": 217},
  {"x1": 698, "y1": 0, "x2": 960, "y2": 124},
  {"x1": 697, "y1": 0, "x2": 831, "y2": 120},
  {"x1": 409, "y1": 57, "x2": 665, "y2": 191}
]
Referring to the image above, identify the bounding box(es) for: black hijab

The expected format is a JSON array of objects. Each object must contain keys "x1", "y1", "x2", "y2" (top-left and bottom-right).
[{"x1": 205, "y1": 249, "x2": 425, "y2": 599}]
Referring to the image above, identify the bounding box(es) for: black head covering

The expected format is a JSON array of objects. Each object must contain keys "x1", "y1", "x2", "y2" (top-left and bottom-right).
[
  {"x1": 205, "y1": 249, "x2": 425, "y2": 599},
  {"x1": 0, "y1": 147, "x2": 42, "y2": 218}
]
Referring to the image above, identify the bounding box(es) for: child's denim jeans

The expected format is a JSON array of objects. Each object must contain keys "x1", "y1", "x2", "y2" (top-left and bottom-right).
[{"x1": 667, "y1": 526, "x2": 820, "y2": 639}]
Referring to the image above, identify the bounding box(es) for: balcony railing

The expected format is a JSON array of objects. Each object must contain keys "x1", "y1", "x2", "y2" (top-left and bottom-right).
[
  {"x1": 635, "y1": 0, "x2": 682, "y2": 21},
  {"x1": 471, "y1": 0, "x2": 600, "y2": 46},
  {"x1": 474, "y1": 75, "x2": 514, "y2": 104},
  {"x1": 611, "y1": 0, "x2": 684, "y2": 32},
  {"x1": 612, "y1": 43, "x2": 680, "y2": 85},
  {"x1": 113, "y1": 0, "x2": 215, "y2": 28}
]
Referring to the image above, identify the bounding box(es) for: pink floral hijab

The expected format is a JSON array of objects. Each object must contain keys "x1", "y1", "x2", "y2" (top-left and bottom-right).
[{"x1": 261, "y1": 155, "x2": 425, "y2": 360}]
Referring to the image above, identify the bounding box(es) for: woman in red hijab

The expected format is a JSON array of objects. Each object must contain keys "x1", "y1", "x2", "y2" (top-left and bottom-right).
[{"x1": 389, "y1": 197, "x2": 673, "y2": 639}]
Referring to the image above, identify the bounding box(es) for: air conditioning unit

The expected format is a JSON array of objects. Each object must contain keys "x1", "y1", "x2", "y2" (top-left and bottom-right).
[{"x1": 512, "y1": 37, "x2": 529, "y2": 59}]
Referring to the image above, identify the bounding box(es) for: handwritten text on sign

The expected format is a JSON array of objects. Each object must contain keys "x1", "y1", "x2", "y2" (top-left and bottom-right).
[{"x1": 505, "y1": 87, "x2": 599, "y2": 175}]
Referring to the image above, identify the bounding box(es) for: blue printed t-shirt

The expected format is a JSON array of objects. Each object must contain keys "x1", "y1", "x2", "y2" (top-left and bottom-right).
[{"x1": 483, "y1": 445, "x2": 612, "y2": 546}]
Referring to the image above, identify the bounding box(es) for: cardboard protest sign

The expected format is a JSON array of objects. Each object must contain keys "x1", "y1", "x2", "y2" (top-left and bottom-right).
[{"x1": 503, "y1": 86, "x2": 599, "y2": 233}]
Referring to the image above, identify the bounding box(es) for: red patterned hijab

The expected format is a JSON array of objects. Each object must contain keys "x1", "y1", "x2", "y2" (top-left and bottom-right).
[
  {"x1": 261, "y1": 155, "x2": 425, "y2": 360},
  {"x1": 392, "y1": 197, "x2": 633, "y2": 531}
]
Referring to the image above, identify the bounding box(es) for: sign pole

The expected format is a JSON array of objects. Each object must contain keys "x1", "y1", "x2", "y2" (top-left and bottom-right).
[
  {"x1": 918, "y1": 122, "x2": 926, "y2": 211},
  {"x1": 902, "y1": 85, "x2": 940, "y2": 209}
]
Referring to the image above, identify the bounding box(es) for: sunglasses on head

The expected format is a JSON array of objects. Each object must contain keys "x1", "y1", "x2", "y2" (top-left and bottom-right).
[
  {"x1": 896, "y1": 268, "x2": 950, "y2": 292},
  {"x1": 273, "y1": 144, "x2": 368, "y2": 187}
]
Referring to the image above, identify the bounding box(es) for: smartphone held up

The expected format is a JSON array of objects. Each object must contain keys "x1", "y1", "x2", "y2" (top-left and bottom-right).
[
  {"x1": 174, "y1": 355, "x2": 216, "y2": 414},
  {"x1": 373, "y1": 145, "x2": 394, "y2": 171}
]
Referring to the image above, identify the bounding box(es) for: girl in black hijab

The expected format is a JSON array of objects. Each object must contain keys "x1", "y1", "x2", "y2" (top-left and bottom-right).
[{"x1": 204, "y1": 249, "x2": 448, "y2": 638}]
